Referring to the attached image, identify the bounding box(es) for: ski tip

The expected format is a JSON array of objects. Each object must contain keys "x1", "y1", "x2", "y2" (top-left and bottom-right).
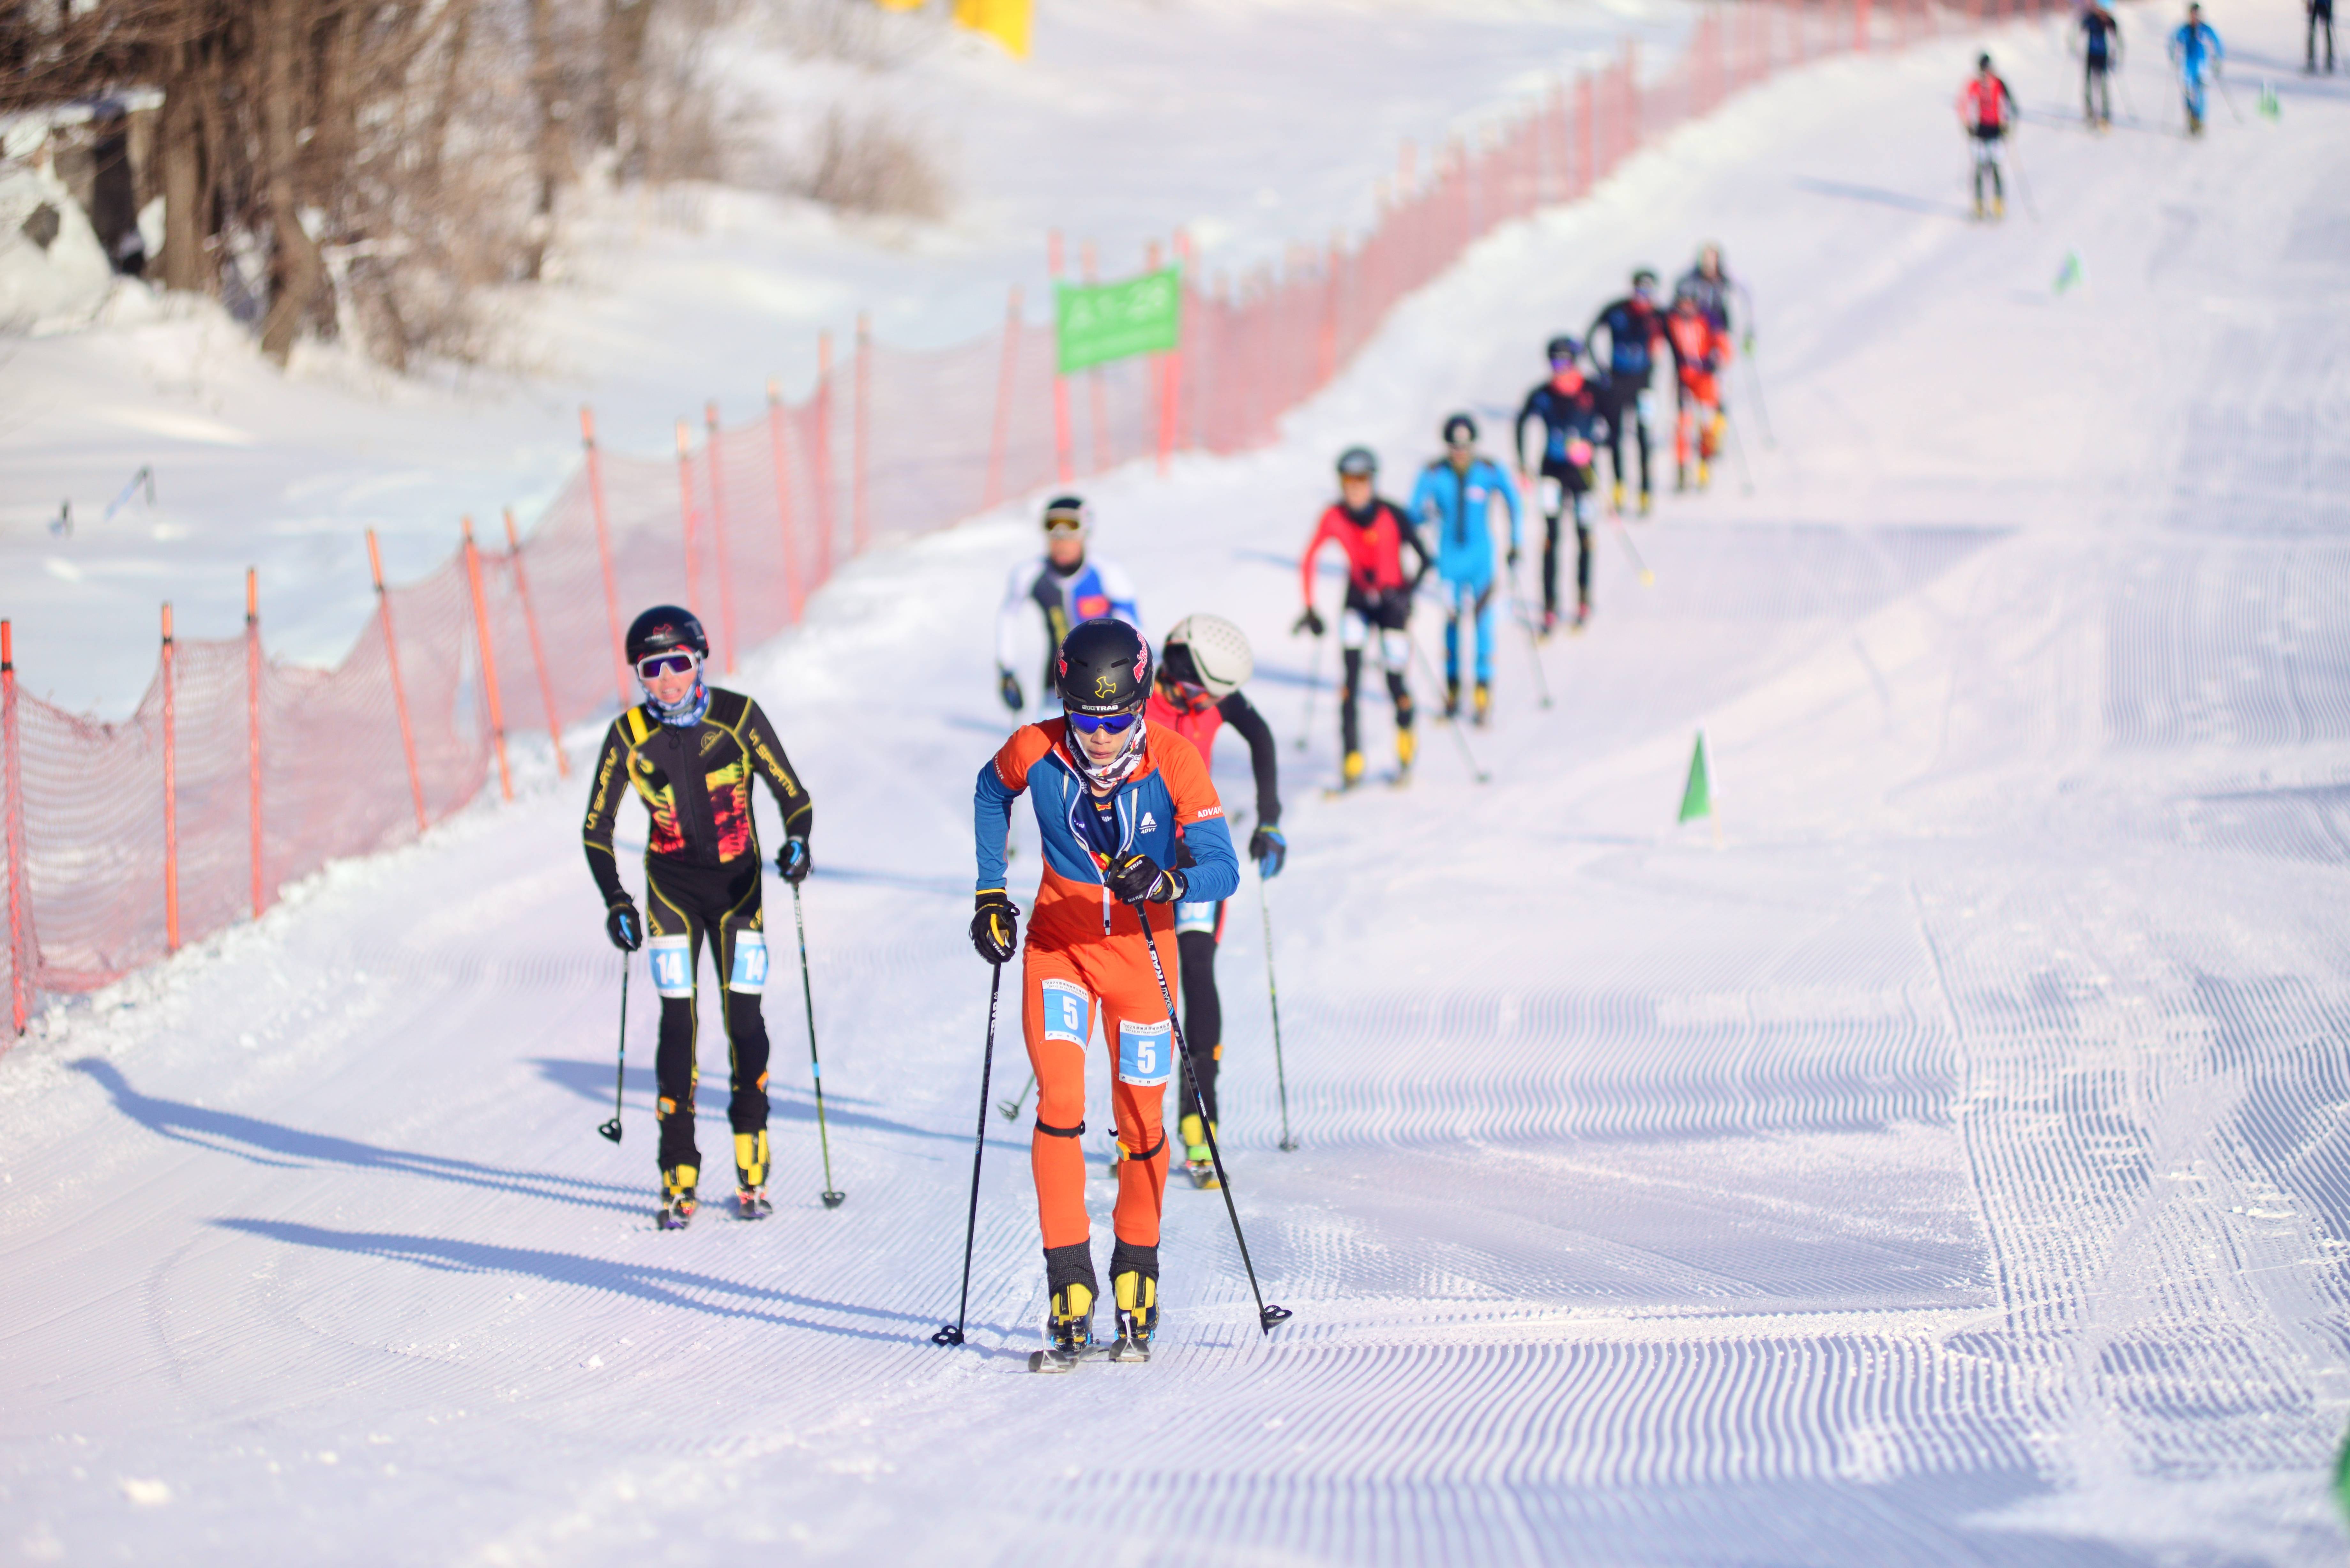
[
  {"x1": 822, "y1": 1190, "x2": 846, "y2": 1209},
  {"x1": 1259, "y1": 1304, "x2": 1295, "y2": 1333},
  {"x1": 930, "y1": 1324, "x2": 966, "y2": 1347}
]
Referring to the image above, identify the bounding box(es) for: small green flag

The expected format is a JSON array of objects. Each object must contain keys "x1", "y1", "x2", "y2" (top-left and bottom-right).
[
  {"x1": 2053, "y1": 249, "x2": 2086, "y2": 296},
  {"x1": 1056, "y1": 266, "x2": 1183, "y2": 374},
  {"x1": 2260, "y1": 82, "x2": 2281, "y2": 120},
  {"x1": 1678, "y1": 732, "x2": 1713, "y2": 824}
]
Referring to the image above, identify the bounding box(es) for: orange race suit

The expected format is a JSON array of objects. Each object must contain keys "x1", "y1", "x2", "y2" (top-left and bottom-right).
[{"x1": 974, "y1": 717, "x2": 1240, "y2": 1303}]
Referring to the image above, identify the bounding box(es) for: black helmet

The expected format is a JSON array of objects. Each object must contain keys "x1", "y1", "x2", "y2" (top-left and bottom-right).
[
  {"x1": 1632, "y1": 267, "x2": 1660, "y2": 290},
  {"x1": 625, "y1": 605, "x2": 708, "y2": 665},
  {"x1": 1336, "y1": 445, "x2": 1378, "y2": 479},
  {"x1": 1977, "y1": 51, "x2": 1993, "y2": 68},
  {"x1": 1442, "y1": 411, "x2": 1478, "y2": 448},
  {"x1": 1545, "y1": 334, "x2": 1582, "y2": 363},
  {"x1": 1054, "y1": 618, "x2": 1151, "y2": 715}
]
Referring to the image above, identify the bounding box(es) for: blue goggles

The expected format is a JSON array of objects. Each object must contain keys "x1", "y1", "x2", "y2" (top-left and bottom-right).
[{"x1": 1066, "y1": 710, "x2": 1140, "y2": 734}]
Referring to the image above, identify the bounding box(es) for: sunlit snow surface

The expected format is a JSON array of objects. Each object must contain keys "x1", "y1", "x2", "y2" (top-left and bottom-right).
[{"x1": 7, "y1": 0, "x2": 2350, "y2": 1562}]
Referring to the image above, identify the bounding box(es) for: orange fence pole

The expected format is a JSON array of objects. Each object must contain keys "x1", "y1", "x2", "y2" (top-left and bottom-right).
[
  {"x1": 983, "y1": 287, "x2": 1021, "y2": 509},
  {"x1": 1049, "y1": 230, "x2": 1073, "y2": 484},
  {"x1": 461, "y1": 518, "x2": 514, "y2": 803},
  {"x1": 503, "y1": 509, "x2": 568, "y2": 777},
  {"x1": 246, "y1": 569, "x2": 264, "y2": 918},
  {"x1": 854, "y1": 313, "x2": 873, "y2": 557},
  {"x1": 368, "y1": 530, "x2": 429, "y2": 836},
  {"x1": 765, "y1": 379, "x2": 806, "y2": 621},
  {"x1": 675, "y1": 419, "x2": 704, "y2": 630},
  {"x1": 814, "y1": 332, "x2": 837, "y2": 589},
  {"x1": 580, "y1": 407, "x2": 630, "y2": 709},
  {"x1": 2, "y1": 621, "x2": 22, "y2": 1035},
  {"x1": 160, "y1": 602, "x2": 178, "y2": 954},
  {"x1": 704, "y1": 403, "x2": 738, "y2": 673}
]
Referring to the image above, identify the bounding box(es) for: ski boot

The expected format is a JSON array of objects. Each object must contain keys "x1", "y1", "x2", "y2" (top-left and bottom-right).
[
  {"x1": 1472, "y1": 682, "x2": 1491, "y2": 727},
  {"x1": 1443, "y1": 679, "x2": 1461, "y2": 720},
  {"x1": 1573, "y1": 598, "x2": 1591, "y2": 635},
  {"x1": 2187, "y1": 107, "x2": 2204, "y2": 135},
  {"x1": 1030, "y1": 1246, "x2": 1098, "y2": 1373},
  {"x1": 1991, "y1": 193, "x2": 2006, "y2": 219},
  {"x1": 1610, "y1": 480, "x2": 1626, "y2": 515},
  {"x1": 1695, "y1": 460, "x2": 1712, "y2": 492},
  {"x1": 1637, "y1": 490, "x2": 1654, "y2": 518},
  {"x1": 1180, "y1": 1112, "x2": 1219, "y2": 1190},
  {"x1": 734, "y1": 1132, "x2": 773, "y2": 1219},
  {"x1": 1395, "y1": 727, "x2": 1417, "y2": 777},
  {"x1": 1541, "y1": 607, "x2": 1559, "y2": 638},
  {"x1": 1340, "y1": 749, "x2": 1366, "y2": 789},
  {"x1": 1109, "y1": 1240, "x2": 1159, "y2": 1363},
  {"x1": 658, "y1": 1164, "x2": 699, "y2": 1231}
]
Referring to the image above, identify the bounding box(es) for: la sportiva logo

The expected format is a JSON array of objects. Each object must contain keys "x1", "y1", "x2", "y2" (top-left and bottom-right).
[{"x1": 1094, "y1": 671, "x2": 1120, "y2": 699}]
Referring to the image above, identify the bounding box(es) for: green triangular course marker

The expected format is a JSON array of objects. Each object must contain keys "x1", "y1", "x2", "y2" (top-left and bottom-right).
[
  {"x1": 1678, "y1": 733, "x2": 1712, "y2": 825},
  {"x1": 2054, "y1": 249, "x2": 2086, "y2": 296}
]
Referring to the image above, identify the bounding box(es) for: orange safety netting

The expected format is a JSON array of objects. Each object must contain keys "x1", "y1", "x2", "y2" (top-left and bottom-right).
[{"x1": 1, "y1": 0, "x2": 1989, "y2": 1039}]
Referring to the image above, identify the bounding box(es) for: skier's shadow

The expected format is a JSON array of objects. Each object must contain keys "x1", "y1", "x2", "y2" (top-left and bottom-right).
[
  {"x1": 74, "y1": 1058, "x2": 644, "y2": 1215},
  {"x1": 1790, "y1": 175, "x2": 1973, "y2": 221},
  {"x1": 529, "y1": 1057, "x2": 1025, "y2": 1153},
  {"x1": 211, "y1": 1218, "x2": 988, "y2": 1344}
]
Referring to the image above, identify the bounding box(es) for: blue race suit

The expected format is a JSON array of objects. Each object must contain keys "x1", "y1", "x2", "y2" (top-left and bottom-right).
[
  {"x1": 1409, "y1": 456, "x2": 1521, "y2": 688},
  {"x1": 2170, "y1": 20, "x2": 2223, "y2": 123}
]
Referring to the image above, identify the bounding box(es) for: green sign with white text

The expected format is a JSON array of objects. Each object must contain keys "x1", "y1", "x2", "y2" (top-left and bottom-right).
[{"x1": 1055, "y1": 266, "x2": 1182, "y2": 374}]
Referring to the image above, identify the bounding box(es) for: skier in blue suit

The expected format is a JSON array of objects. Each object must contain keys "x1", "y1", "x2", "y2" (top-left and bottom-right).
[
  {"x1": 2169, "y1": 4, "x2": 2225, "y2": 134},
  {"x1": 1408, "y1": 412, "x2": 1521, "y2": 727}
]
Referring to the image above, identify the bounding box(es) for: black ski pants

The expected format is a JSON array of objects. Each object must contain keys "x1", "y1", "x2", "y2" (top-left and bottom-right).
[
  {"x1": 643, "y1": 856, "x2": 772, "y2": 1180},
  {"x1": 1537, "y1": 461, "x2": 1596, "y2": 615},
  {"x1": 2312, "y1": 4, "x2": 2335, "y2": 69},
  {"x1": 1177, "y1": 925, "x2": 1224, "y2": 1126},
  {"x1": 1602, "y1": 377, "x2": 1655, "y2": 501},
  {"x1": 1338, "y1": 585, "x2": 1414, "y2": 758},
  {"x1": 2084, "y1": 58, "x2": 2113, "y2": 120}
]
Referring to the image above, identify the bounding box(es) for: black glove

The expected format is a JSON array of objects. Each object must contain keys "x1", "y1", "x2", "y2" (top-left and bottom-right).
[
  {"x1": 605, "y1": 899, "x2": 644, "y2": 952},
  {"x1": 776, "y1": 835, "x2": 811, "y2": 885},
  {"x1": 997, "y1": 667, "x2": 1023, "y2": 712},
  {"x1": 1248, "y1": 824, "x2": 1287, "y2": 878},
  {"x1": 1106, "y1": 852, "x2": 1184, "y2": 905},
  {"x1": 1293, "y1": 606, "x2": 1325, "y2": 638},
  {"x1": 971, "y1": 890, "x2": 1020, "y2": 965}
]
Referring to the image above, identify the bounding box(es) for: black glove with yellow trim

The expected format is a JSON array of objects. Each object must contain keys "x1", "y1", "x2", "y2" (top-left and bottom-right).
[
  {"x1": 971, "y1": 889, "x2": 1020, "y2": 965},
  {"x1": 1106, "y1": 852, "x2": 1185, "y2": 906}
]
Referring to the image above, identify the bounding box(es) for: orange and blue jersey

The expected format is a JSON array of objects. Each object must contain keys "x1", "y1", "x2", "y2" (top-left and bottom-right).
[{"x1": 975, "y1": 719, "x2": 1239, "y2": 951}]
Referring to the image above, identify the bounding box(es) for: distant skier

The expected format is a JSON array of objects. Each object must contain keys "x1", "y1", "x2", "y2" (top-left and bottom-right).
[
  {"x1": 2311, "y1": 0, "x2": 2335, "y2": 72},
  {"x1": 1410, "y1": 412, "x2": 1521, "y2": 727},
  {"x1": 1675, "y1": 244, "x2": 1752, "y2": 351},
  {"x1": 2080, "y1": 0, "x2": 2123, "y2": 125},
  {"x1": 1296, "y1": 445, "x2": 1427, "y2": 786},
  {"x1": 582, "y1": 606, "x2": 814, "y2": 1230},
  {"x1": 971, "y1": 618, "x2": 1241, "y2": 1368},
  {"x1": 1513, "y1": 337, "x2": 1609, "y2": 634},
  {"x1": 995, "y1": 494, "x2": 1140, "y2": 716},
  {"x1": 1664, "y1": 289, "x2": 1732, "y2": 494},
  {"x1": 2170, "y1": 4, "x2": 2225, "y2": 132},
  {"x1": 1587, "y1": 270, "x2": 1670, "y2": 515},
  {"x1": 1957, "y1": 53, "x2": 2018, "y2": 219},
  {"x1": 1142, "y1": 614, "x2": 1284, "y2": 1188}
]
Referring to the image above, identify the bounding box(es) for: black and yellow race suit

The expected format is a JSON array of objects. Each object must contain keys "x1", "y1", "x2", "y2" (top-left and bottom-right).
[{"x1": 582, "y1": 688, "x2": 812, "y2": 1190}]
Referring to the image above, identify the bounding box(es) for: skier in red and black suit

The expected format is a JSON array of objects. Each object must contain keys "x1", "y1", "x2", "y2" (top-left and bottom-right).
[
  {"x1": 582, "y1": 605, "x2": 812, "y2": 1230},
  {"x1": 1588, "y1": 269, "x2": 1671, "y2": 516},
  {"x1": 1515, "y1": 335, "x2": 1610, "y2": 634},
  {"x1": 1957, "y1": 54, "x2": 2018, "y2": 217},
  {"x1": 1294, "y1": 445, "x2": 1429, "y2": 789},
  {"x1": 1142, "y1": 614, "x2": 1285, "y2": 1188}
]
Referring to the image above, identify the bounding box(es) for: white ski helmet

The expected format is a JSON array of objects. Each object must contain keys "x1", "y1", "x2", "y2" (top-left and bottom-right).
[{"x1": 1161, "y1": 614, "x2": 1254, "y2": 700}]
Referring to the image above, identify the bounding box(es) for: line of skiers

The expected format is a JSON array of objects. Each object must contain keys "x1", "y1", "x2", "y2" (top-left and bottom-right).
[
  {"x1": 1963, "y1": 4, "x2": 2233, "y2": 220},
  {"x1": 579, "y1": 243, "x2": 1749, "y2": 1357}
]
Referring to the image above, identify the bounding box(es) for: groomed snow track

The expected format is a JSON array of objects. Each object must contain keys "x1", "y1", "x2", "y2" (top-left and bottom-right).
[{"x1": 7, "y1": 6, "x2": 2350, "y2": 1563}]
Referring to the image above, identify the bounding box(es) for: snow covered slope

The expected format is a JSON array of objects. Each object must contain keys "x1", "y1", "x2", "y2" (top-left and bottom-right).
[{"x1": 6, "y1": 2, "x2": 2350, "y2": 1563}]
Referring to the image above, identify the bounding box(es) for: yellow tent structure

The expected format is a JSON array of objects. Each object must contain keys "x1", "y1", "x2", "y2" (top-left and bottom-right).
[{"x1": 873, "y1": 0, "x2": 1029, "y2": 57}]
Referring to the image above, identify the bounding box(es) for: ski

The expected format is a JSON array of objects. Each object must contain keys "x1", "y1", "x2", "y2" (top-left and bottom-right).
[
  {"x1": 1027, "y1": 1340, "x2": 1114, "y2": 1374},
  {"x1": 1108, "y1": 1334, "x2": 1152, "y2": 1364},
  {"x1": 657, "y1": 1200, "x2": 695, "y2": 1231}
]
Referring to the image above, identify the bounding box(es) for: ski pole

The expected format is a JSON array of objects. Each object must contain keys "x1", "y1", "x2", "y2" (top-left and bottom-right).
[
  {"x1": 1257, "y1": 875, "x2": 1297, "y2": 1152},
  {"x1": 2215, "y1": 73, "x2": 2245, "y2": 124},
  {"x1": 1507, "y1": 560, "x2": 1553, "y2": 709},
  {"x1": 1135, "y1": 907, "x2": 1292, "y2": 1335},
  {"x1": 791, "y1": 882, "x2": 845, "y2": 1209},
  {"x1": 997, "y1": 1071, "x2": 1035, "y2": 1123},
  {"x1": 2003, "y1": 136, "x2": 2042, "y2": 222},
  {"x1": 598, "y1": 954, "x2": 629, "y2": 1142},
  {"x1": 1610, "y1": 516, "x2": 1656, "y2": 586},
  {"x1": 1405, "y1": 633, "x2": 1491, "y2": 783},
  {"x1": 1724, "y1": 410, "x2": 1756, "y2": 497},
  {"x1": 934, "y1": 963, "x2": 1005, "y2": 1348},
  {"x1": 1740, "y1": 349, "x2": 1777, "y2": 449},
  {"x1": 1295, "y1": 610, "x2": 1326, "y2": 752}
]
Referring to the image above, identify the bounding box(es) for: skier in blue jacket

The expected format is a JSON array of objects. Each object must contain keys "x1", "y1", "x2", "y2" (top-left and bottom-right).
[
  {"x1": 2169, "y1": 4, "x2": 2225, "y2": 134},
  {"x1": 1409, "y1": 412, "x2": 1521, "y2": 727}
]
